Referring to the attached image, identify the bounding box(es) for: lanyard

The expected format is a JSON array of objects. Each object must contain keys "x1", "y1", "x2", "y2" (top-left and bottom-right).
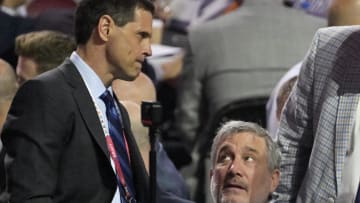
[
  {"x1": 106, "y1": 136, "x2": 134, "y2": 202},
  {"x1": 79, "y1": 71, "x2": 136, "y2": 202},
  {"x1": 92, "y1": 95, "x2": 135, "y2": 203}
]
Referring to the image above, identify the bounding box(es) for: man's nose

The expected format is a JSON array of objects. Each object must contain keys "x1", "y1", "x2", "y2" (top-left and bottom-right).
[
  {"x1": 142, "y1": 40, "x2": 152, "y2": 57},
  {"x1": 228, "y1": 158, "x2": 245, "y2": 177}
]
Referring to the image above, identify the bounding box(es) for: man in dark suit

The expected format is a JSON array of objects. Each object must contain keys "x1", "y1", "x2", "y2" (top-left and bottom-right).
[{"x1": 1, "y1": 0, "x2": 157, "y2": 202}]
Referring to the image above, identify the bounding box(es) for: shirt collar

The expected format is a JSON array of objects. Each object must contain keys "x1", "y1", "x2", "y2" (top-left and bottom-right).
[{"x1": 69, "y1": 51, "x2": 109, "y2": 98}]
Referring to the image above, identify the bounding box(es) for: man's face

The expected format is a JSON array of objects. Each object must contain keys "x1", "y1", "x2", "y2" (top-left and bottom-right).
[
  {"x1": 210, "y1": 132, "x2": 279, "y2": 203},
  {"x1": 107, "y1": 7, "x2": 152, "y2": 81},
  {"x1": 16, "y1": 56, "x2": 39, "y2": 85}
]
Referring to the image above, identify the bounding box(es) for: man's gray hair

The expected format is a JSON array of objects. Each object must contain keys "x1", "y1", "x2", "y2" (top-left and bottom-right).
[{"x1": 210, "y1": 120, "x2": 281, "y2": 172}]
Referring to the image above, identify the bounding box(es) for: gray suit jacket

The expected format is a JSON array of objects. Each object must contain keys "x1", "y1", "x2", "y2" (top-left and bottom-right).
[
  {"x1": 276, "y1": 26, "x2": 360, "y2": 202},
  {"x1": 174, "y1": 0, "x2": 325, "y2": 147}
]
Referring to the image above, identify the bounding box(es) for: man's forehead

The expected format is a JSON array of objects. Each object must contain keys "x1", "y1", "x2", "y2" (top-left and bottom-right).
[
  {"x1": 217, "y1": 132, "x2": 267, "y2": 153},
  {"x1": 131, "y1": 8, "x2": 153, "y2": 29}
]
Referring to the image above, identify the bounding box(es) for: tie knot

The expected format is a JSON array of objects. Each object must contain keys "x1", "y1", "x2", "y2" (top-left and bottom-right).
[{"x1": 100, "y1": 90, "x2": 114, "y2": 106}]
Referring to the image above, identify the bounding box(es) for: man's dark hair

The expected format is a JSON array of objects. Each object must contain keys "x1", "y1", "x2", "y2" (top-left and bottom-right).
[{"x1": 75, "y1": 0, "x2": 154, "y2": 45}]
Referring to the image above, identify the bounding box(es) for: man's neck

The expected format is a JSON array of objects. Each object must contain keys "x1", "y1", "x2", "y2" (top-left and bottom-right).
[{"x1": 76, "y1": 47, "x2": 113, "y2": 88}]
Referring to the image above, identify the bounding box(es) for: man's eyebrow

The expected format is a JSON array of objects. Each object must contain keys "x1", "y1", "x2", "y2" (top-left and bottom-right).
[
  {"x1": 243, "y1": 146, "x2": 259, "y2": 154},
  {"x1": 218, "y1": 144, "x2": 232, "y2": 154},
  {"x1": 215, "y1": 145, "x2": 232, "y2": 163}
]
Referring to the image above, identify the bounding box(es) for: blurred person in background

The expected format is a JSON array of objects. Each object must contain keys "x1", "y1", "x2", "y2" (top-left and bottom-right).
[
  {"x1": 26, "y1": 0, "x2": 76, "y2": 17},
  {"x1": 0, "y1": 0, "x2": 34, "y2": 67},
  {"x1": 14, "y1": 30, "x2": 76, "y2": 85},
  {"x1": 0, "y1": 59, "x2": 17, "y2": 131},
  {"x1": 0, "y1": 59, "x2": 18, "y2": 203},
  {"x1": 113, "y1": 72, "x2": 192, "y2": 200},
  {"x1": 267, "y1": 0, "x2": 360, "y2": 139},
  {"x1": 170, "y1": 1, "x2": 324, "y2": 201},
  {"x1": 0, "y1": 0, "x2": 29, "y2": 17},
  {"x1": 33, "y1": 0, "x2": 79, "y2": 36},
  {"x1": 173, "y1": 0, "x2": 324, "y2": 149}
]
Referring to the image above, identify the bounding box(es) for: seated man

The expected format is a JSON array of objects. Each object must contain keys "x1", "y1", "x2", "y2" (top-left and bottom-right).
[{"x1": 209, "y1": 120, "x2": 280, "y2": 203}]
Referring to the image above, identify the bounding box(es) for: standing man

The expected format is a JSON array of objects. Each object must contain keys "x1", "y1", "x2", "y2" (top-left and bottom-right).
[
  {"x1": 1, "y1": 0, "x2": 154, "y2": 202},
  {"x1": 210, "y1": 120, "x2": 281, "y2": 203},
  {"x1": 276, "y1": 0, "x2": 360, "y2": 202}
]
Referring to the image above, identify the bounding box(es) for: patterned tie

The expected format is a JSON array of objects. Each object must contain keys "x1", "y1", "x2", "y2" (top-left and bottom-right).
[{"x1": 100, "y1": 90, "x2": 136, "y2": 201}]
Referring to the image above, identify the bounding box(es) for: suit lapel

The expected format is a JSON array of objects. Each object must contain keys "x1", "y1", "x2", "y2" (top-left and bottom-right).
[
  {"x1": 334, "y1": 64, "x2": 360, "y2": 191},
  {"x1": 59, "y1": 60, "x2": 109, "y2": 158},
  {"x1": 73, "y1": 88, "x2": 110, "y2": 157}
]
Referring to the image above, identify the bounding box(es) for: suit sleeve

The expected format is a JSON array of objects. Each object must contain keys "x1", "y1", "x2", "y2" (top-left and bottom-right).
[
  {"x1": 1, "y1": 80, "x2": 70, "y2": 203},
  {"x1": 275, "y1": 31, "x2": 320, "y2": 202}
]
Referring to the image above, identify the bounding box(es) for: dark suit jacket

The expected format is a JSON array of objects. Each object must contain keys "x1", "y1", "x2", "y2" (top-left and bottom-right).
[{"x1": 1, "y1": 59, "x2": 149, "y2": 203}]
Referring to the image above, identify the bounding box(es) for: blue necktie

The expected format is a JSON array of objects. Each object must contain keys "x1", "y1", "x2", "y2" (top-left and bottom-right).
[
  {"x1": 356, "y1": 184, "x2": 360, "y2": 203},
  {"x1": 100, "y1": 90, "x2": 136, "y2": 201}
]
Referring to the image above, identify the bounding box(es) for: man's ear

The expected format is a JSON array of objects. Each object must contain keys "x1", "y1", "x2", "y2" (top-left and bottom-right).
[
  {"x1": 270, "y1": 169, "x2": 280, "y2": 192},
  {"x1": 97, "y1": 15, "x2": 113, "y2": 42}
]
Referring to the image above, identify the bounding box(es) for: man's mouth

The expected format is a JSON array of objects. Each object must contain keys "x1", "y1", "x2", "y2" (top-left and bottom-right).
[
  {"x1": 136, "y1": 58, "x2": 144, "y2": 64},
  {"x1": 223, "y1": 181, "x2": 248, "y2": 192},
  {"x1": 135, "y1": 60, "x2": 143, "y2": 68}
]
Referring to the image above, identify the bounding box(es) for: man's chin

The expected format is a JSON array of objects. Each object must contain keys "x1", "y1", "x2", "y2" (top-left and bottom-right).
[
  {"x1": 220, "y1": 193, "x2": 248, "y2": 203},
  {"x1": 131, "y1": 68, "x2": 142, "y2": 79},
  {"x1": 120, "y1": 71, "x2": 140, "y2": 81}
]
